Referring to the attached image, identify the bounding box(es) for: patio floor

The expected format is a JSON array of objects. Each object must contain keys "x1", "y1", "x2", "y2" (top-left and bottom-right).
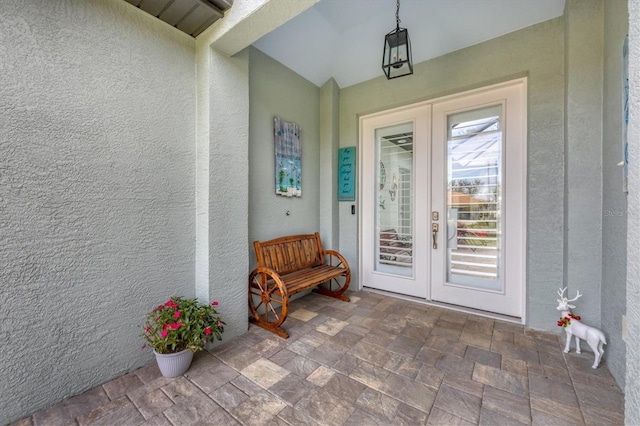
[{"x1": 15, "y1": 290, "x2": 624, "y2": 425}]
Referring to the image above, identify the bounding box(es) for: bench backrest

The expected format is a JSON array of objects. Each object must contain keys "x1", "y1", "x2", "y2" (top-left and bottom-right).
[{"x1": 253, "y1": 232, "x2": 324, "y2": 275}]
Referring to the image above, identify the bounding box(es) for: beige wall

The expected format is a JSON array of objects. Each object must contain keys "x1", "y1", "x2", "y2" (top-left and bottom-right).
[{"x1": 248, "y1": 47, "x2": 321, "y2": 264}]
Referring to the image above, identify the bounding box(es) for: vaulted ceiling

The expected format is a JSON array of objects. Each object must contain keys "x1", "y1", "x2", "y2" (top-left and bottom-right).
[{"x1": 253, "y1": 0, "x2": 565, "y2": 88}]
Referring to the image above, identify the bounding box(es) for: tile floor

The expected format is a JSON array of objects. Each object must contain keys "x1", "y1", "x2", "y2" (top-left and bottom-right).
[{"x1": 14, "y1": 290, "x2": 625, "y2": 425}]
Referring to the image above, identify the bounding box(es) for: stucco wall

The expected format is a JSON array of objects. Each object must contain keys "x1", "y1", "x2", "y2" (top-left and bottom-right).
[
  {"x1": 339, "y1": 18, "x2": 565, "y2": 329},
  {"x1": 626, "y1": 1, "x2": 640, "y2": 422},
  {"x1": 602, "y1": 0, "x2": 629, "y2": 389},
  {"x1": 319, "y1": 78, "x2": 341, "y2": 250},
  {"x1": 248, "y1": 47, "x2": 321, "y2": 263},
  {"x1": 564, "y1": 0, "x2": 604, "y2": 328},
  {"x1": 203, "y1": 47, "x2": 251, "y2": 340},
  {"x1": 0, "y1": 1, "x2": 196, "y2": 423}
]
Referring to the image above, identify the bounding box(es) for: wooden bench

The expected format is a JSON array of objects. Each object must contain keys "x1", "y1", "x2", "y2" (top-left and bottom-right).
[{"x1": 248, "y1": 232, "x2": 351, "y2": 338}]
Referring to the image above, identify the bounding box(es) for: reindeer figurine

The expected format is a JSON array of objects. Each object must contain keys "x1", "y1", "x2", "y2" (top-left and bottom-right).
[{"x1": 556, "y1": 288, "x2": 606, "y2": 368}]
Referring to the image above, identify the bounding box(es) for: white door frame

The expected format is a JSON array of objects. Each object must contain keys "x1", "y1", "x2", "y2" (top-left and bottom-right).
[{"x1": 358, "y1": 78, "x2": 527, "y2": 321}]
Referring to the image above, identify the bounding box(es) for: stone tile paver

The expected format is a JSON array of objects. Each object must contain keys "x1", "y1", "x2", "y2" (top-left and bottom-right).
[
  {"x1": 283, "y1": 355, "x2": 320, "y2": 378},
  {"x1": 530, "y1": 395, "x2": 584, "y2": 424},
  {"x1": 316, "y1": 317, "x2": 349, "y2": 336},
  {"x1": 479, "y1": 407, "x2": 529, "y2": 426},
  {"x1": 306, "y1": 365, "x2": 335, "y2": 387},
  {"x1": 433, "y1": 384, "x2": 482, "y2": 424},
  {"x1": 323, "y1": 373, "x2": 366, "y2": 405},
  {"x1": 294, "y1": 388, "x2": 356, "y2": 425},
  {"x1": 394, "y1": 403, "x2": 429, "y2": 425},
  {"x1": 345, "y1": 408, "x2": 389, "y2": 425},
  {"x1": 269, "y1": 373, "x2": 313, "y2": 405},
  {"x1": 289, "y1": 308, "x2": 318, "y2": 322},
  {"x1": 385, "y1": 353, "x2": 423, "y2": 380},
  {"x1": 240, "y1": 358, "x2": 289, "y2": 389},
  {"x1": 355, "y1": 387, "x2": 400, "y2": 422},
  {"x1": 102, "y1": 372, "x2": 144, "y2": 400},
  {"x1": 209, "y1": 383, "x2": 249, "y2": 411},
  {"x1": 427, "y1": 407, "x2": 475, "y2": 425},
  {"x1": 481, "y1": 384, "x2": 531, "y2": 424},
  {"x1": 84, "y1": 402, "x2": 145, "y2": 426},
  {"x1": 16, "y1": 290, "x2": 625, "y2": 426},
  {"x1": 131, "y1": 388, "x2": 174, "y2": 420},
  {"x1": 472, "y1": 363, "x2": 529, "y2": 398}
]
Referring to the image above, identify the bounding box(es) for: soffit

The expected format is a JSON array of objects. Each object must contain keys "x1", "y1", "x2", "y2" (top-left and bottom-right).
[{"x1": 125, "y1": 0, "x2": 233, "y2": 37}]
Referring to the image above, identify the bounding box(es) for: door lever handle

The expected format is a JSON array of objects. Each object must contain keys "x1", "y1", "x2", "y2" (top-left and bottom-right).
[{"x1": 432, "y1": 223, "x2": 439, "y2": 249}]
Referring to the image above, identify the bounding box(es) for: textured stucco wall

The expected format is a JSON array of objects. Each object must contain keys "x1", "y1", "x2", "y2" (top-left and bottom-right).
[
  {"x1": 626, "y1": 1, "x2": 640, "y2": 422},
  {"x1": 0, "y1": 1, "x2": 196, "y2": 423},
  {"x1": 248, "y1": 47, "x2": 321, "y2": 264},
  {"x1": 197, "y1": 47, "x2": 250, "y2": 340},
  {"x1": 340, "y1": 18, "x2": 565, "y2": 329},
  {"x1": 602, "y1": 0, "x2": 628, "y2": 389},
  {"x1": 319, "y1": 78, "x2": 341, "y2": 250},
  {"x1": 564, "y1": 0, "x2": 604, "y2": 328}
]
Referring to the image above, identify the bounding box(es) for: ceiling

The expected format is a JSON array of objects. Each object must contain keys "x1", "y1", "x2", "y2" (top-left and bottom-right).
[
  {"x1": 125, "y1": 0, "x2": 233, "y2": 37},
  {"x1": 253, "y1": 0, "x2": 566, "y2": 88}
]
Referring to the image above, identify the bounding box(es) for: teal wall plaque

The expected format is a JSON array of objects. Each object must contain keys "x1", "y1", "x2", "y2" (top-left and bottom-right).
[{"x1": 338, "y1": 147, "x2": 356, "y2": 201}]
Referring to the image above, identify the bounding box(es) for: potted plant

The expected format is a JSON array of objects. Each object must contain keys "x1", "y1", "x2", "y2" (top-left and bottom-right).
[{"x1": 142, "y1": 296, "x2": 225, "y2": 377}]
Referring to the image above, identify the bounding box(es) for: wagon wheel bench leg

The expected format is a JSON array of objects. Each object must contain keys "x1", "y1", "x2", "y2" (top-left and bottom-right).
[
  {"x1": 313, "y1": 250, "x2": 351, "y2": 302},
  {"x1": 248, "y1": 268, "x2": 290, "y2": 339}
]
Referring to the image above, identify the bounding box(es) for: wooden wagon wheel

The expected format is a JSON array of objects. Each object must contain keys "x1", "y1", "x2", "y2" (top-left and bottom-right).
[
  {"x1": 314, "y1": 250, "x2": 351, "y2": 302},
  {"x1": 248, "y1": 267, "x2": 290, "y2": 338}
]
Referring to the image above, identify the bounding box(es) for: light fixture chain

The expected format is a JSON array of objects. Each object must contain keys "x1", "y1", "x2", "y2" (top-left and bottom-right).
[{"x1": 396, "y1": 0, "x2": 400, "y2": 29}]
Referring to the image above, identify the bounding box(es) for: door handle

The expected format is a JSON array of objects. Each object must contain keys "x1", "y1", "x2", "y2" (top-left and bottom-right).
[{"x1": 432, "y1": 223, "x2": 439, "y2": 249}]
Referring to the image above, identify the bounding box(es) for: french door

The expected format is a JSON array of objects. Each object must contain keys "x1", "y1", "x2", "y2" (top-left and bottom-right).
[
  {"x1": 361, "y1": 104, "x2": 431, "y2": 298},
  {"x1": 360, "y1": 79, "x2": 526, "y2": 318}
]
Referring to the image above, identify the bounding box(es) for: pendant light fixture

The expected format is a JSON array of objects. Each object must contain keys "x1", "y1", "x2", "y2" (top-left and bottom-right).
[{"x1": 382, "y1": 0, "x2": 413, "y2": 79}]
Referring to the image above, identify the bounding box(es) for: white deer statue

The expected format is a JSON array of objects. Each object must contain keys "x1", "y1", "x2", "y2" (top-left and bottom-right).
[{"x1": 556, "y1": 287, "x2": 606, "y2": 368}]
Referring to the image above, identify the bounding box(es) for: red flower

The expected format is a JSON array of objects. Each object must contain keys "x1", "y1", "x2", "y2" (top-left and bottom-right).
[
  {"x1": 163, "y1": 323, "x2": 169, "y2": 331},
  {"x1": 204, "y1": 327, "x2": 211, "y2": 336},
  {"x1": 174, "y1": 311, "x2": 181, "y2": 319},
  {"x1": 161, "y1": 330, "x2": 168, "y2": 338},
  {"x1": 218, "y1": 321, "x2": 223, "y2": 328},
  {"x1": 212, "y1": 301, "x2": 219, "y2": 306},
  {"x1": 170, "y1": 322, "x2": 182, "y2": 330},
  {"x1": 145, "y1": 326, "x2": 151, "y2": 333}
]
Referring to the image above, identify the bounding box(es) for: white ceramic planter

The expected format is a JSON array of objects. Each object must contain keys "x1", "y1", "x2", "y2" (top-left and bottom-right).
[{"x1": 154, "y1": 349, "x2": 194, "y2": 377}]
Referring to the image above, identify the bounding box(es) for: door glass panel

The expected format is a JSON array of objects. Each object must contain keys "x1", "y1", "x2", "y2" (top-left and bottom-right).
[
  {"x1": 446, "y1": 105, "x2": 502, "y2": 291},
  {"x1": 375, "y1": 122, "x2": 414, "y2": 277}
]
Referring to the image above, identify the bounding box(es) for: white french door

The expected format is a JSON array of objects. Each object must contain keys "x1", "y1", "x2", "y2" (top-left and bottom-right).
[
  {"x1": 361, "y1": 104, "x2": 431, "y2": 298},
  {"x1": 361, "y1": 79, "x2": 526, "y2": 318}
]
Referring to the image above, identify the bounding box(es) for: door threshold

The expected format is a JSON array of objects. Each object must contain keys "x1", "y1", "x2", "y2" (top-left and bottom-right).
[{"x1": 363, "y1": 287, "x2": 523, "y2": 324}]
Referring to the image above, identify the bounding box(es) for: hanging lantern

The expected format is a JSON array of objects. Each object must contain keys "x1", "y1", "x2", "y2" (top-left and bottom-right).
[{"x1": 382, "y1": 0, "x2": 413, "y2": 79}]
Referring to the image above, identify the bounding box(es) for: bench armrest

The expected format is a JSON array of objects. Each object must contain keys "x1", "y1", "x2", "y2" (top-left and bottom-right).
[{"x1": 322, "y1": 250, "x2": 350, "y2": 270}]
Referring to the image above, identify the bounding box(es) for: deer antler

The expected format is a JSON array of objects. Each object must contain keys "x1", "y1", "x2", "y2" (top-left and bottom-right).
[
  {"x1": 567, "y1": 290, "x2": 582, "y2": 303},
  {"x1": 557, "y1": 287, "x2": 567, "y2": 303}
]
